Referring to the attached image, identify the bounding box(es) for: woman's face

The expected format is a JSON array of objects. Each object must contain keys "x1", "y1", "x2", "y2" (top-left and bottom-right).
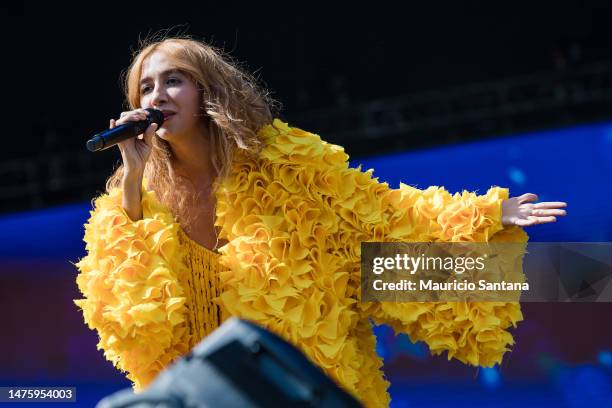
[{"x1": 139, "y1": 51, "x2": 203, "y2": 142}]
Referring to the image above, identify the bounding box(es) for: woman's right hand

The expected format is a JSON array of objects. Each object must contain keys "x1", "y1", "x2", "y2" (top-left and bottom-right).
[
  {"x1": 112, "y1": 109, "x2": 159, "y2": 176},
  {"x1": 114, "y1": 109, "x2": 158, "y2": 222}
]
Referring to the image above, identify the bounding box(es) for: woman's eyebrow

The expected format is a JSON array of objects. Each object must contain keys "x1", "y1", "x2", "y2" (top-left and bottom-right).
[{"x1": 139, "y1": 69, "x2": 181, "y2": 85}]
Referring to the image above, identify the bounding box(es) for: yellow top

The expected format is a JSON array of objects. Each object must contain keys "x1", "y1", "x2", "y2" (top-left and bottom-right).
[
  {"x1": 74, "y1": 119, "x2": 528, "y2": 408},
  {"x1": 177, "y1": 229, "x2": 226, "y2": 346},
  {"x1": 74, "y1": 188, "x2": 230, "y2": 390}
]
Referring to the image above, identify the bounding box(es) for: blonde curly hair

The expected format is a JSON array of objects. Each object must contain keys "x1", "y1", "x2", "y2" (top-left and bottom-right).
[{"x1": 106, "y1": 34, "x2": 278, "y2": 231}]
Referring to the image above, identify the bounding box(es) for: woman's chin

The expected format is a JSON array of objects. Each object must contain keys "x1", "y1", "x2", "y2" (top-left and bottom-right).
[{"x1": 156, "y1": 128, "x2": 176, "y2": 141}]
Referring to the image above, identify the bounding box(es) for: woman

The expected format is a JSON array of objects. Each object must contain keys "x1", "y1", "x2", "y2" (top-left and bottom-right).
[{"x1": 74, "y1": 36, "x2": 567, "y2": 407}]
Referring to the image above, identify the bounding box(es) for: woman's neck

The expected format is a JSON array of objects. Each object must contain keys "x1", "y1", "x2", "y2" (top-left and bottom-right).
[{"x1": 169, "y1": 130, "x2": 217, "y2": 188}]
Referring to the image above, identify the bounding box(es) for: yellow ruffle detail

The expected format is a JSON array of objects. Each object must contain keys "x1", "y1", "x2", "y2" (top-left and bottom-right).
[
  {"x1": 365, "y1": 297, "x2": 524, "y2": 368},
  {"x1": 74, "y1": 186, "x2": 190, "y2": 391},
  {"x1": 384, "y1": 184, "x2": 509, "y2": 242},
  {"x1": 215, "y1": 119, "x2": 527, "y2": 407},
  {"x1": 74, "y1": 118, "x2": 527, "y2": 407},
  {"x1": 215, "y1": 120, "x2": 389, "y2": 406},
  {"x1": 367, "y1": 184, "x2": 528, "y2": 368}
]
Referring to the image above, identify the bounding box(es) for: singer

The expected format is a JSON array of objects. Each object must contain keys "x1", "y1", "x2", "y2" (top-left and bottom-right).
[{"x1": 74, "y1": 35, "x2": 567, "y2": 407}]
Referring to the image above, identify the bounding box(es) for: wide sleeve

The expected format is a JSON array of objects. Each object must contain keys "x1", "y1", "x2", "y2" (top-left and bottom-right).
[
  {"x1": 384, "y1": 183, "x2": 511, "y2": 243},
  {"x1": 364, "y1": 183, "x2": 529, "y2": 367},
  {"x1": 73, "y1": 185, "x2": 190, "y2": 391}
]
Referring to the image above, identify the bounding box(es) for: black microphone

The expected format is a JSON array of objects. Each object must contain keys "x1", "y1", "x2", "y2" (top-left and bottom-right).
[{"x1": 86, "y1": 108, "x2": 164, "y2": 152}]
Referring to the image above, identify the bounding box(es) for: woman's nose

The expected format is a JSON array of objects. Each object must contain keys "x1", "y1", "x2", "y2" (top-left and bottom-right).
[{"x1": 150, "y1": 84, "x2": 168, "y2": 105}]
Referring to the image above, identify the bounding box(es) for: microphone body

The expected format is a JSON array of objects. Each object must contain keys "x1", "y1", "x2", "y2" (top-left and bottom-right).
[{"x1": 87, "y1": 108, "x2": 164, "y2": 152}]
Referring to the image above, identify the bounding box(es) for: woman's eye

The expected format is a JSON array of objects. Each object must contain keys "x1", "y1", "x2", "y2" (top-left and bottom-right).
[{"x1": 140, "y1": 78, "x2": 180, "y2": 94}]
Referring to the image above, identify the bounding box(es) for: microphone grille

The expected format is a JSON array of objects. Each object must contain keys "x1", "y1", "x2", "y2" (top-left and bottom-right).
[{"x1": 145, "y1": 108, "x2": 165, "y2": 126}]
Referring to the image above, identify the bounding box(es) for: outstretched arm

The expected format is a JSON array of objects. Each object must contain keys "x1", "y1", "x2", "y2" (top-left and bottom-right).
[
  {"x1": 363, "y1": 182, "x2": 533, "y2": 366},
  {"x1": 372, "y1": 187, "x2": 566, "y2": 366},
  {"x1": 384, "y1": 184, "x2": 567, "y2": 243}
]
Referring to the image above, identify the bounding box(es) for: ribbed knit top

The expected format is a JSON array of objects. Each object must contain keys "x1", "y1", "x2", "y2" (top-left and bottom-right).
[{"x1": 177, "y1": 228, "x2": 226, "y2": 349}]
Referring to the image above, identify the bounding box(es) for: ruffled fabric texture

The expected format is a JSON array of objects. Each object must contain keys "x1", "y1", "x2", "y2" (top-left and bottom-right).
[
  {"x1": 364, "y1": 183, "x2": 528, "y2": 368},
  {"x1": 74, "y1": 187, "x2": 191, "y2": 391},
  {"x1": 74, "y1": 118, "x2": 527, "y2": 407},
  {"x1": 383, "y1": 184, "x2": 510, "y2": 242},
  {"x1": 214, "y1": 119, "x2": 528, "y2": 407}
]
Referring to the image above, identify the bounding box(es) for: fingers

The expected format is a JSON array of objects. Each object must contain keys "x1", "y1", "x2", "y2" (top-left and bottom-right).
[
  {"x1": 533, "y1": 201, "x2": 568, "y2": 209},
  {"x1": 516, "y1": 216, "x2": 557, "y2": 227},
  {"x1": 512, "y1": 195, "x2": 568, "y2": 227},
  {"x1": 517, "y1": 193, "x2": 567, "y2": 209},
  {"x1": 115, "y1": 109, "x2": 149, "y2": 126},
  {"x1": 514, "y1": 218, "x2": 536, "y2": 227},
  {"x1": 517, "y1": 193, "x2": 538, "y2": 204},
  {"x1": 531, "y1": 208, "x2": 567, "y2": 217},
  {"x1": 120, "y1": 108, "x2": 148, "y2": 118},
  {"x1": 143, "y1": 122, "x2": 158, "y2": 138},
  {"x1": 138, "y1": 122, "x2": 158, "y2": 145},
  {"x1": 534, "y1": 216, "x2": 557, "y2": 224}
]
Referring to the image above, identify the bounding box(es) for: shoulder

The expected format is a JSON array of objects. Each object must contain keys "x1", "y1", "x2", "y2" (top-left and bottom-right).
[
  {"x1": 218, "y1": 119, "x2": 388, "y2": 207},
  {"x1": 255, "y1": 119, "x2": 350, "y2": 170}
]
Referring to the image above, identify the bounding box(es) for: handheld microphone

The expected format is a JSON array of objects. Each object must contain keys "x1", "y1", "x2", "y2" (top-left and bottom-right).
[{"x1": 86, "y1": 108, "x2": 164, "y2": 152}]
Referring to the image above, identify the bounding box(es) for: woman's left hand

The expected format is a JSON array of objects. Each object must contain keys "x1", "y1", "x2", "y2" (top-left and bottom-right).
[{"x1": 502, "y1": 193, "x2": 567, "y2": 227}]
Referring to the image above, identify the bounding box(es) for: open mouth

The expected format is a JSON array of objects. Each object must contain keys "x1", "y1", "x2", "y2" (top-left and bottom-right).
[{"x1": 163, "y1": 113, "x2": 175, "y2": 120}]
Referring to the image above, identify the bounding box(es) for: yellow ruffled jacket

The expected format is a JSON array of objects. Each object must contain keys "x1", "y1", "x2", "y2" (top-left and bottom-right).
[{"x1": 74, "y1": 119, "x2": 528, "y2": 408}]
